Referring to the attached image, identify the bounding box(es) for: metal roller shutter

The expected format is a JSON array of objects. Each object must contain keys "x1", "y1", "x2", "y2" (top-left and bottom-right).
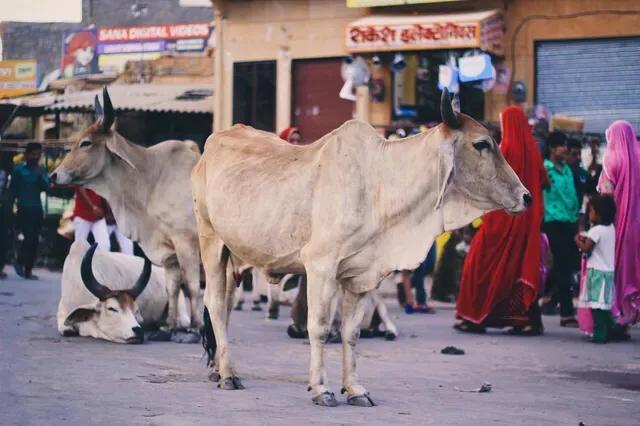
[{"x1": 536, "y1": 37, "x2": 640, "y2": 134}]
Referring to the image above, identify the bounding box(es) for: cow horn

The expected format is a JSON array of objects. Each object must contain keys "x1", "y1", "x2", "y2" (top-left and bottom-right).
[
  {"x1": 129, "y1": 253, "x2": 152, "y2": 299},
  {"x1": 94, "y1": 94, "x2": 103, "y2": 121},
  {"x1": 440, "y1": 88, "x2": 461, "y2": 130},
  {"x1": 81, "y1": 243, "x2": 112, "y2": 301},
  {"x1": 101, "y1": 86, "x2": 115, "y2": 132}
]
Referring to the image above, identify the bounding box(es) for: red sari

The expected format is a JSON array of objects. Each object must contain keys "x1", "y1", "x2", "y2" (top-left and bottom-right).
[{"x1": 456, "y1": 106, "x2": 549, "y2": 327}]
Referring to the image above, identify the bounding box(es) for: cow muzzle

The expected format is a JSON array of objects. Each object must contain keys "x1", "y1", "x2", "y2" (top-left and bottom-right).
[
  {"x1": 507, "y1": 191, "x2": 532, "y2": 214},
  {"x1": 126, "y1": 326, "x2": 145, "y2": 344},
  {"x1": 50, "y1": 169, "x2": 73, "y2": 185}
]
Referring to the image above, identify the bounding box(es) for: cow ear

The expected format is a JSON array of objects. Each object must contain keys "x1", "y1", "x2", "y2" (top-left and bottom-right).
[
  {"x1": 105, "y1": 138, "x2": 137, "y2": 170},
  {"x1": 64, "y1": 304, "x2": 99, "y2": 327}
]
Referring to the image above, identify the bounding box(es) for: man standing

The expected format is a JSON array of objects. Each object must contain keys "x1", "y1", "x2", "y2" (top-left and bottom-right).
[
  {"x1": 9, "y1": 143, "x2": 49, "y2": 280},
  {"x1": 542, "y1": 132, "x2": 580, "y2": 326}
]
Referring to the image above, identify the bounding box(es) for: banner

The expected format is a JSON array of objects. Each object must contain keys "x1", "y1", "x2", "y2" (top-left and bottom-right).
[
  {"x1": 61, "y1": 28, "x2": 99, "y2": 78},
  {"x1": 0, "y1": 60, "x2": 38, "y2": 98},
  {"x1": 96, "y1": 22, "x2": 211, "y2": 72}
]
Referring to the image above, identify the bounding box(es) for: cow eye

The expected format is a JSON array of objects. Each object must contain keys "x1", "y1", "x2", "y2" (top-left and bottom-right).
[
  {"x1": 473, "y1": 140, "x2": 492, "y2": 152},
  {"x1": 107, "y1": 307, "x2": 118, "y2": 313},
  {"x1": 80, "y1": 139, "x2": 92, "y2": 148}
]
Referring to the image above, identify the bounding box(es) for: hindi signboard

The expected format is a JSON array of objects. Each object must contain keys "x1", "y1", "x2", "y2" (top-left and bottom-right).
[{"x1": 346, "y1": 10, "x2": 503, "y2": 55}]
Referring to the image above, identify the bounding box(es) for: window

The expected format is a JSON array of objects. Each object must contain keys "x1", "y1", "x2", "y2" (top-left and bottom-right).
[{"x1": 233, "y1": 61, "x2": 276, "y2": 132}]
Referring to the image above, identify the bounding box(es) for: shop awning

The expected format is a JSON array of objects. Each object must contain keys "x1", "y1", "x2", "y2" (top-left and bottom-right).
[
  {"x1": 47, "y1": 84, "x2": 214, "y2": 114},
  {"x1": 346, "y1": 10, "x2": 504, "y2": 55}
]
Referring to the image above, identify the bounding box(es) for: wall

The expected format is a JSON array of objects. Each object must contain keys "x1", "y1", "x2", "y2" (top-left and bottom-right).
[
  {"x1": 487, "y1": 0, "x2": 640, "y2": 121},
  {"x1": 215, "y1": 0, "x2": 366, "y2": 131},
  {"x1": 214, "y1": 0, "x2": 640, "y2": 129}
]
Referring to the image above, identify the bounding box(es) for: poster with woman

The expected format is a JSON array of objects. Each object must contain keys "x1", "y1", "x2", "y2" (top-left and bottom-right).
[{"x1": 61, "y1": 28, "x2": 99, "y2": 78}]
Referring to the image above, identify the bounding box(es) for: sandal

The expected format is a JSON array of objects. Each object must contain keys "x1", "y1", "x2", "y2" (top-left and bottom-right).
[{"x1": 453, "y1": 321, "x2": 486, "y2": 334}]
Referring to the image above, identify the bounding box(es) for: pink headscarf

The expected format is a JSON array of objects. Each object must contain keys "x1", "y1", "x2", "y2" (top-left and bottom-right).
[{"x1": 598, "y1": 120, "x2": 640, "y2": 325}]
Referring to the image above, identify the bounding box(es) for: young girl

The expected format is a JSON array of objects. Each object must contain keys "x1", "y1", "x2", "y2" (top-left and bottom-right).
[{"x1": 575, "y1": 194, "x2": 617, "y2": 343}]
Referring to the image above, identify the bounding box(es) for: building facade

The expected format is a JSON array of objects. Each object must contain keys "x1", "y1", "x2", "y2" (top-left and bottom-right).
[{"x1": 213, "y1": 0, "x2": 640, "y2": 137}]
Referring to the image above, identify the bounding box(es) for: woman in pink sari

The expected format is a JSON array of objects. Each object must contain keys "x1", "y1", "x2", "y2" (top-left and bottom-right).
[{"x1": 598, "y1": 120, "x2": 640, "y2": 332}]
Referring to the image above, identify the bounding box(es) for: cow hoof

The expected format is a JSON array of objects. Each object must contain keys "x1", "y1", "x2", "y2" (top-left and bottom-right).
[
  {"x1": 208, "y1": 371, "x2": 221, "y2": 382},
  {"x1": 62, "y1": 329, "x2": 79, "y2": 337},
  {"x1": 219, "y1": 376, "x2": 245, "y2": 390},
  {"x1": 347, "y1": 393, "x2": 376, "y2": 407},
  {"x1": 312, "y1": 391, "x2": 338, "y2": 407},
  {"x1": 384, "y1": 331, "x2": 397, "y2": 341}
]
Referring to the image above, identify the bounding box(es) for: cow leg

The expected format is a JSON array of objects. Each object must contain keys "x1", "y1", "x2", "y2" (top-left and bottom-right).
[
  {"x1": 176, "y1": 247, "x2": 203, "y2": 332},
  {"x1": 250, "y1": 267, "x2": 262, "y2": 312},
  {"x1": 341, "y1": 289, "x2": 374, "y2": 407},
  {"x1": 201, "y1": 243, "x2": 243, "y2": 390},
  {"x1": 266, "y1": 277, "x2": 281, "y2": 320},
  {"x1": 305, "y1": 268, "x2": 339, "y2": 407},
  {"x1": 163, "y1": 262, "x2": 182, "y2": 331},
  {"x1": 372, "y1": 290, "x2": 397, "y2": 340}
]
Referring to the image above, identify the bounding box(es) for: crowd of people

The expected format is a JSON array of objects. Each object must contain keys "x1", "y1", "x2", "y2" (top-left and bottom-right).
[
  {"x1": 1, "y1": 109, "x2": 638, "y2": 346},
  {"x1": 449, "y1": 111, "x2": 639, "y2": 343}
]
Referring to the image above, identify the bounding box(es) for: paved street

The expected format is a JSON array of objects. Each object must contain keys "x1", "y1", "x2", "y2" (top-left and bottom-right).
[{"x1": 1, "y1": 269, "x2": 639, "y2": 425}]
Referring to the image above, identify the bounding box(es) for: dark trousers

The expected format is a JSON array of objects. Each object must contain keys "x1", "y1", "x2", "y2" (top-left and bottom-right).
[
  {"x1": 17, "y1": 207, "x2": 43, "y2": 272},
  {"x1": 0, "y1": 206, "x2": 10, "y2": 270},
  {"x1": 411, "y1": 244, "x2": 437, "y2": 305},
  {"x1": 592, "y1": 309, "x2": 614, "y2": 342},
  {"x1": 543, "y1": 221, "x2": 578, "y2": 317}
]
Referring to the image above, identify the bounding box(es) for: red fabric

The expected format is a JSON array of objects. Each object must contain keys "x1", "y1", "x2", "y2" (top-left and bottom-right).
[
  {"x1": 73, "y1": 188, "x2": 105, "y2": 221},
  {"x1": 456, "y1": 106, "x2": 549, "y2": 326},
  {"x1": 279, "y1": 127, "x2": 299, "y2": 143}
]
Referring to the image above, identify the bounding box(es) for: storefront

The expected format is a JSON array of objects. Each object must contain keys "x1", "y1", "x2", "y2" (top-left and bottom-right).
[
  {"x1": 212, "y1": 0, "x2": 640, "y2": 138},
  {"x1": 345, "y1": 10, "x2": 503, "y2": 133}
]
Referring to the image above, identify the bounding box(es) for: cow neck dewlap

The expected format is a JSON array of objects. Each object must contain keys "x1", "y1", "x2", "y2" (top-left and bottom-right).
[
  {"x1": 369, "y1": 128, "x2": 446, "y2": 271},
  {"x1": 95, "y1": 137, "x2": 152, "y2": 242},
  {"x1": 371, "y1": 126, "x2": 444, "y2": 225}
]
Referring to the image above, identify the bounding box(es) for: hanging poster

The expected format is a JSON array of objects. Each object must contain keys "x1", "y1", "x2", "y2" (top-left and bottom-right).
[{"x1": 61, "y1": 28, "x2": 99, "y2": 78}]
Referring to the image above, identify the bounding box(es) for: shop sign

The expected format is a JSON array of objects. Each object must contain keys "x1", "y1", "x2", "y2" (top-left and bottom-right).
[
  {"x1": 347, "y1": 0, "x2": 464, "y2": 7},
  {"x1": 348, "y1": 21, "x2": 478, "y2": 52},
  {"x1": 346, "y1": 11, "x2": 503, "y2": 55},
  {"x1": 96, "y1": 22, "x2": 211, "y2": 72},
  {"x1": 0, "y1": 60, "x2": 38, "y2": 98},
  {"x1": 61, "y1": 28, "x2": 99, "y2": 78}
]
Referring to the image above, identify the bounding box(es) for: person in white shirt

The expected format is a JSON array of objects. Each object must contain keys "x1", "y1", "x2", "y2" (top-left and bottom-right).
[{"x1": 575, "y1": 194, "x2": 616, "y2": 343}]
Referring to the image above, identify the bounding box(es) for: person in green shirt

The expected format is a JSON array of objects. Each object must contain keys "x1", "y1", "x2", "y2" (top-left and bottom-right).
[
  {"x1": 8, "y1": 142, "x2": 49, "y2": 280},
  {"x1": 542, "y1": 132, "x2": 580, "y2": 326}
]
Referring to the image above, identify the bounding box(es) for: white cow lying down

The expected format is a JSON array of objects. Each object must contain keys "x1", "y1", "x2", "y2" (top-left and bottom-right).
[{"x1": 58, "y1": 241, "x2": 191, "y2": 343}]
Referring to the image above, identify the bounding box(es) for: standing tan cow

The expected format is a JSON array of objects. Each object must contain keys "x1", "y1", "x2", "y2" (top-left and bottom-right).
[
  {"x1": 51, "y1": 88, "x2": 202, "y2": 336},
  {"x1": 192, "y1": 90, "x2": 531, "y2": 406}
]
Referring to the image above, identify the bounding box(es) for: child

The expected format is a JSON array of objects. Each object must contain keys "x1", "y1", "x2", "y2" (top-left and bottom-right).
[{"x1": 575, "y1": 194, "x2": 616, "y2": 343}]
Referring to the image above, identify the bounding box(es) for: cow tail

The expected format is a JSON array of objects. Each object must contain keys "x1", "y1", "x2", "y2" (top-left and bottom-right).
[{"x1": 201, "y1": 306, "x2": 216, "y2": 367}]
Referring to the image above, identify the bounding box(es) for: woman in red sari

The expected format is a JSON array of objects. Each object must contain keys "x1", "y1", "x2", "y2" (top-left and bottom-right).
[{"x1": 454, "y1": 106, "x2": 549, "y2": 335}]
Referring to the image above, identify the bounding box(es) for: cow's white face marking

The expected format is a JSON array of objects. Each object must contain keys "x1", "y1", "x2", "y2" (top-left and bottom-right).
[{"x1": 65, "y1": 292, "x2": 144, "y2": 344}]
